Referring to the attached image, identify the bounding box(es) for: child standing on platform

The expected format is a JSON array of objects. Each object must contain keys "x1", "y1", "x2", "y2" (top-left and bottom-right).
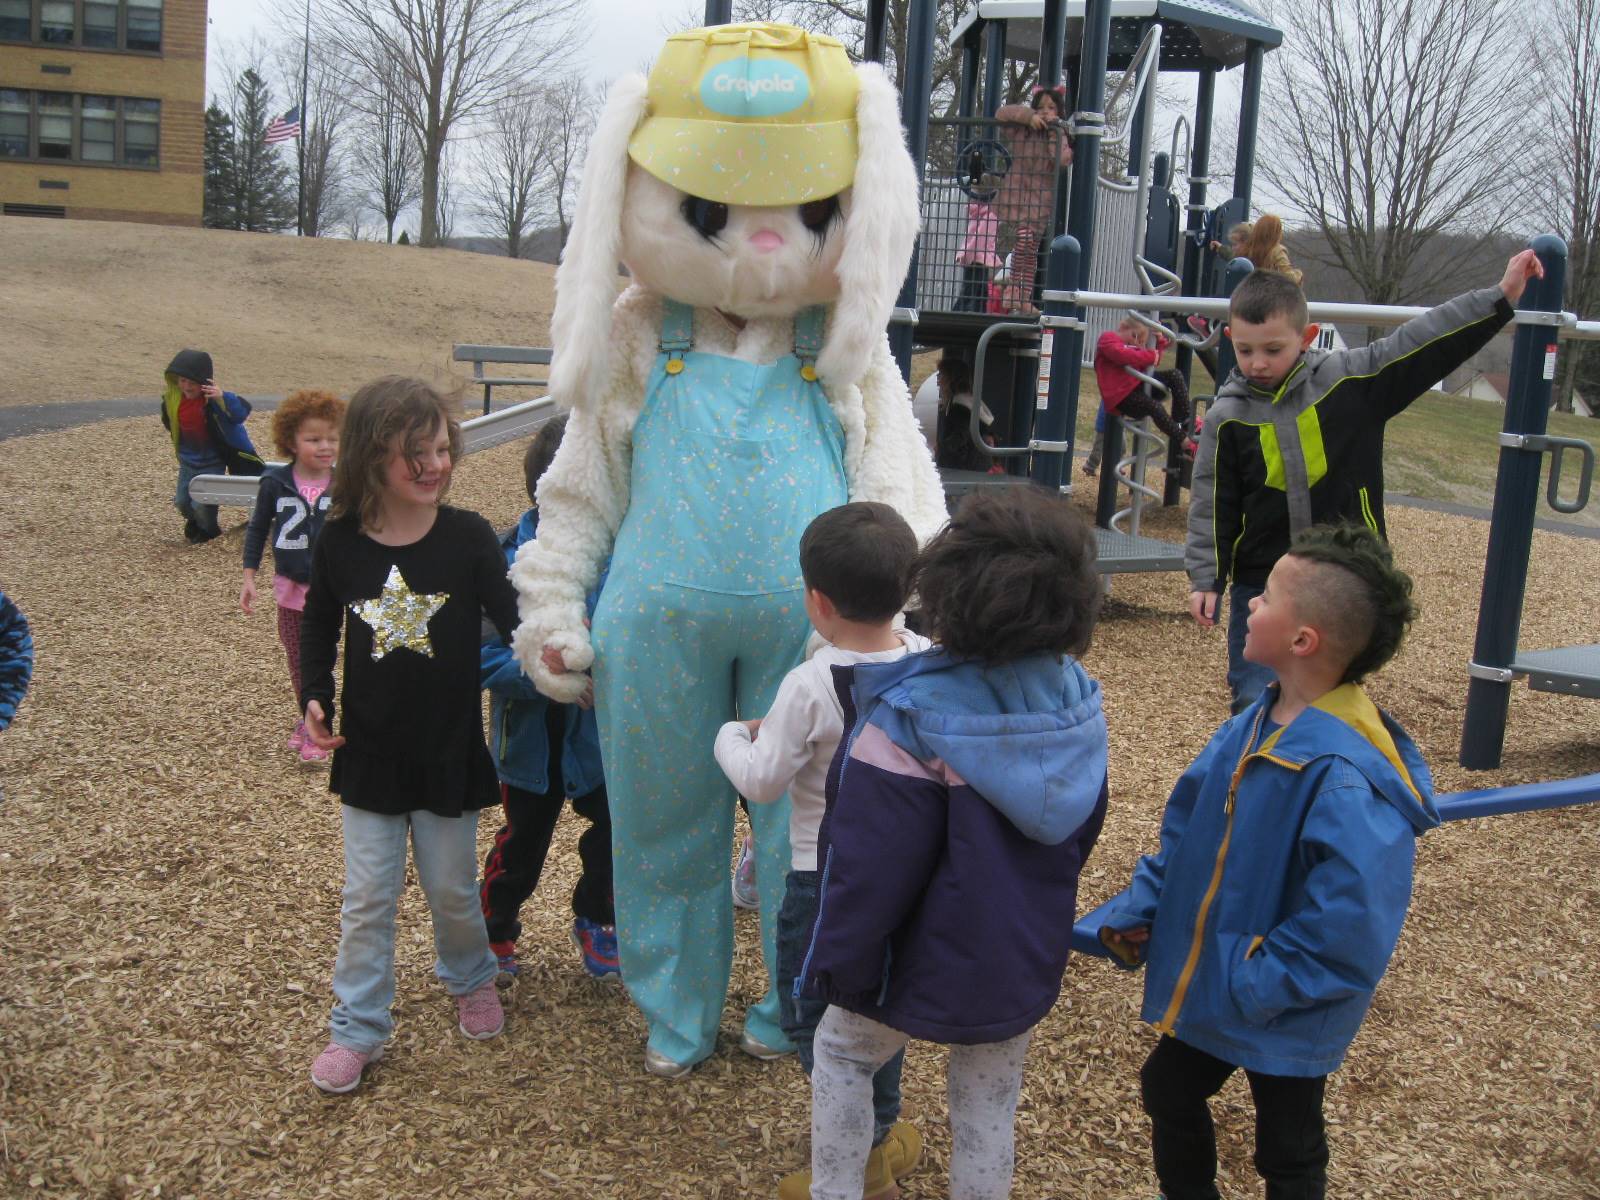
[
  {"x1": 299, "y1": 376, "x2": 518, "y2": 1095},
  {"x1": 992, "y1": 84, "x2": 1074, "y2": 316},
  {"x1": 714, "y1": 502, "x2": 930, "y2": 1200},
  {"x1": 241, "y1": 388, "x2": 345, "y2": 766},
  {"x1": 480, "y1": 416, "x2": 618, "y2": 984},
  {"x1": 1101, "y1": 524, "x2": 1435, "y2": 1200},
  {"x1": 801, "y1": 488, "x2": 1109, "y2": 1200}
]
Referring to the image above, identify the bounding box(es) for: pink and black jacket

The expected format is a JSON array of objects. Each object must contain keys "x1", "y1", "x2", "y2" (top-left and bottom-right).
[{"x1": 799, "y1": 647, "x2": 1109, "y2": 1044}]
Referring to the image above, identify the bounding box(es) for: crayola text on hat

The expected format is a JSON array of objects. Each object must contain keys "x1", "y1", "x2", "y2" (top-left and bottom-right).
[{"x1": 628, "y1": 23, "x2": 859, "y2": 208}]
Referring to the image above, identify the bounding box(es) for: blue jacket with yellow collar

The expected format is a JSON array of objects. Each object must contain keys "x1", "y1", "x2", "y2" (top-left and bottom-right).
[{"x1": 1101, "y1": 682, "x2": 1439, "y2": 1077}]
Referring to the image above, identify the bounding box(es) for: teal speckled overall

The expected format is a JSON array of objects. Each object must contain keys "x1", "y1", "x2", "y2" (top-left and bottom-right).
[{"x1": 591, "y1": 300, "x2": 848, "y2": 1069}]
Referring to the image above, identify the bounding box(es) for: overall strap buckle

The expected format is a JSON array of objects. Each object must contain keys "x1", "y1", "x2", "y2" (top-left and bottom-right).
[
  {"x1": 794, "y1": 306, "x2": 825, "y2": 381},
  {"x1": 659, "y1": 299, "x2": 694, "y2": 373}
]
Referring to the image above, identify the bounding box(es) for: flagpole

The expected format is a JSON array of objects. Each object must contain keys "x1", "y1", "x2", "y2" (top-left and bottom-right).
[{"x1": 297, "y1": 0, "x2": 310, "y2": 236}]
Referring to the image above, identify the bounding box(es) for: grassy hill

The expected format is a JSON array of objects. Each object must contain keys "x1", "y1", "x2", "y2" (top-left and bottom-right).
[
  {"x1": 0, "y1": 218, "x2": 558, "y2": 407},
  {"x1": 6, "y1": 217, "x2": 1596, "y2": 526}
]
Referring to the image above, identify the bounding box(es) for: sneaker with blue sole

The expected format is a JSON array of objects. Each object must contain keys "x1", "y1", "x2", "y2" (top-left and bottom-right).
[{"x1": 573, "y1": 916, "x2": 621, "y2": 980}]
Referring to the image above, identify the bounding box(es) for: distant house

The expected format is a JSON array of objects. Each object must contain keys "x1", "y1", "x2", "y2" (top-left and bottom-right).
[{"x1": 1445, "y1": 370, "x2": 1594, "y2": 416}]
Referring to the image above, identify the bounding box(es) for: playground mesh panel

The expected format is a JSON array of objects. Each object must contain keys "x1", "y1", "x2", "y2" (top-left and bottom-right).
[{"x1": 914, "y1": 116, "x2": 1064, "y2": 318}]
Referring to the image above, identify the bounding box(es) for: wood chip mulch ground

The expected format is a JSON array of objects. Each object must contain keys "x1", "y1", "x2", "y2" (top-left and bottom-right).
[{"x1": 0, "y1": 413, "x2": 1596, "y2": 1199}]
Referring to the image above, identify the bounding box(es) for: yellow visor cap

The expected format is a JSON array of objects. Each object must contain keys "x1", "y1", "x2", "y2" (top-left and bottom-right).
[{"x1": 629, "y1": 22, "x2": 859, "y2": 208}]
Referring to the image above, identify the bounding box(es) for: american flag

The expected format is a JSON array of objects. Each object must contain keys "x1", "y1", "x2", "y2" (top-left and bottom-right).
[{"x1": 263, "y1": 107, "x2": 301, "y2": 145}]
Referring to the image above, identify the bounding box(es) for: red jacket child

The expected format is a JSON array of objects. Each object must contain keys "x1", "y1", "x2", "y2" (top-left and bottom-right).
[{"x1": 1094, "y1": 322, "x2": 1170, "y2": 413}]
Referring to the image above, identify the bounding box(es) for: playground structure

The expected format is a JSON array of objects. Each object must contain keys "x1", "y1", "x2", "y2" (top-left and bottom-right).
[{"x1": 194, "y1": 0, "x2": 1600, "y2": 776}]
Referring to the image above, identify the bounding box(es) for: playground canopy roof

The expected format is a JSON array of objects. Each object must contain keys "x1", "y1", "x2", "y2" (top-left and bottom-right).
[{"x1": 951, "y1": 0, "x2": 1283, "y2": 71}]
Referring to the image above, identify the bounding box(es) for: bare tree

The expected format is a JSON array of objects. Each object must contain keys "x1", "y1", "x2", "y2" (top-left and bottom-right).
[
  {"x1": 275, "y1": 39, "x2": 352, "y2": 236},
  {"x1": 1260, "y1": 0, "x2": 1524, "y2": 306},
  {"x1": 473, "y1": 88, "x2": 546, "y2": 258},
  {"x1": 1537, "y1": 0, "x2": 1600, "y2": 412},
  {"x1": 533, "y1": 71, "x2": 596, "y2": 253},
  {"x1": 348, "y1": 42, "x2": 421, "y2": 244},
  {"x1": 317, "y1": 0, "x2": 579, "y2": 246},
  {"x1": 435, "y1": 141, "x2": 458, "y2": 244},
  {"x1": 739, "y1": 1, "x2": 970, "y2": 114}
]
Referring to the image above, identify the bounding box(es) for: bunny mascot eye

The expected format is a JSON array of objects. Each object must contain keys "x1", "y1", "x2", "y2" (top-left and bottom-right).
[{"x1": 507, "y1": 22, "x2": 947, "y2": 1077}]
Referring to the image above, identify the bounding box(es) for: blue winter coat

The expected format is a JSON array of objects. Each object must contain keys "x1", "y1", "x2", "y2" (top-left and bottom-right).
[
  {"x1": 480, "y1": 510, "x2": 605, "y2": 797},
  {"x1": 0, "y1": 589, "x2": 32, "y2": 731},
  {"x1": 1100, "y1": 682, "x2": 1439, "y2": 1077},
  {"x1": 801, "y1": 648, "x2": 1109, "y2": 1044},
  {"x1": 159, "y1": 376, "x2": 262, "y2": 474}
]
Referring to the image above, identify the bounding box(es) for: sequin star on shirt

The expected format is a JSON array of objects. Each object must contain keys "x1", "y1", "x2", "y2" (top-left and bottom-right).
[{"x1": 351, "y1": 564, "x2": 448, "y2": 661}]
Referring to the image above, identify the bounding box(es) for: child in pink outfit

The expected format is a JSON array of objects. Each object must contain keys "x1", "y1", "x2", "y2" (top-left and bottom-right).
[
  {"x1": 241, "y1": 389, "x2": 346, "y2": 765},
  {"x1": 955, "y1": 201, "x2": 1000, "y2": 312},
  {"x1": 993, "y1": 84, "x2": 1074, "y2": 315}
]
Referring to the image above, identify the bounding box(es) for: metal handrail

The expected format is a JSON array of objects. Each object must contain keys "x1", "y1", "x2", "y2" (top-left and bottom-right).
[
  {"x1": 1042, "y1": 288, "x2": 1600, "y2": 339},
  {"x1": 188, "y1": 393, "x2": 558, "y2": 508},
  {"x1": 969, "y1": 320, "x2": 1044, "y2": 459}
]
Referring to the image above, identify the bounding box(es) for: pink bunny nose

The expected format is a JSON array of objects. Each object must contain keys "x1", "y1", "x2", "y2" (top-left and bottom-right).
[{"x1": 749, "y1": 229, "x2": 785, "y2": 252}]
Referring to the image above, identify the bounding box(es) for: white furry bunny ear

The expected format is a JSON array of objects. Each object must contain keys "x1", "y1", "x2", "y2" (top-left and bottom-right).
[
  {"x1": 547, "y1": 73, "x2": 651, "y2": 408},
  {"x1": 816, "y1": 63, "x2": 921, "y2": 388}
]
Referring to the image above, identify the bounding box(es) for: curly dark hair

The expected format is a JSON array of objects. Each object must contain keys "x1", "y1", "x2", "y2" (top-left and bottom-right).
[
  {"x1": 913, "y1": 487, "x2": 1100, "y2": 662},
  {"x1": 799, "y1": 502, "x2": 918, "y2": 622},
  {"x1": 1286, "y1": 524, "x2": 1418, "y2": 684},
  {"x1": 523, "y1": 413, "x2": 569, "y2": 505},
  {"x1": 270, "y1": 388, "x2": 346, "y2": 457},
  {"x1": 329, "y1": 376, "x2": 461, "y2": 532}
]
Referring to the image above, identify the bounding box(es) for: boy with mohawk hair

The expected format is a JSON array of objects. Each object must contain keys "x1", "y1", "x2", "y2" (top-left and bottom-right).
[
  {"x1": 1103, "y1": 523, "x2": 1437, "y2": 1200},
  {"x1": 1188, "y1": 250, "x2": 1544, "y2": 712}
]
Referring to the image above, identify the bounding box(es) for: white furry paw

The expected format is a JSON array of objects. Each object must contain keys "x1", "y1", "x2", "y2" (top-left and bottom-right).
[{"x1": 531, "y1": 631, "x2": 595, "y2": 703}]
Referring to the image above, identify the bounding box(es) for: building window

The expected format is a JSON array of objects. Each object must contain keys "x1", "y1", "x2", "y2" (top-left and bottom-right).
[
  {"x1": 0, "y1": 0, "x2": 162, "y2": 52},
  {"x1": 0, "y1": 0, "x2": 29, "y2": 41},
  {"x1": 0, "y1": 90, "x2": 159, "y2": 166},
  {"x1": 124, "y1": 0, "x2": 158, "y2": 51},
  {"x1": 80, "y1": 92, "x2": 114, "y2": 160},
  {"x1": 122, "y1": 95, "x2": 157, "y2": 164},
  {"x1": 37, "y1": 91, "x2": 72, "y2": 158},
  {"x1": 0, "y1": 89, "x2": 29, "y2": 157}
]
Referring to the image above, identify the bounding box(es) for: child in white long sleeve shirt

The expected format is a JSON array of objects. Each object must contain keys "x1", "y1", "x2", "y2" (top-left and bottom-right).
[{"x1": 714, "y1": 502, "x2": 929, "y2": 1200}]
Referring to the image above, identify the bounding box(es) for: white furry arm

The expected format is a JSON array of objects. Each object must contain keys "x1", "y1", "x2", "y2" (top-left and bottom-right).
[
  {"x1": 850, "y1": 339, "x2": 949, "y2": 544},
  {"x1": 508, "y1": 402, "x2": 624, "y2": 701}
]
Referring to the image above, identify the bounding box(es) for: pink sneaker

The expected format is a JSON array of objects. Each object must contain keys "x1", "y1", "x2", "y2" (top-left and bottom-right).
[
  {"x1": 310, "y1": 1041, "x2": 382, "y2": 1094},
  {"x1": 287, "y1": 721, "x2": 307, "y2": 752},
  {"x1": 456, "y1": 983, "x2": 505, "y2": 1040},
  {"x1": 299, "y1": 739, "x2": 330, "y2": 767}
]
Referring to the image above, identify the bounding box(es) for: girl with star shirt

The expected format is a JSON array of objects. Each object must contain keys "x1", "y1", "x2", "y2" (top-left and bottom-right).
[{"x1": 298, "y1": 376, "x2": 522, "y2": 1095}]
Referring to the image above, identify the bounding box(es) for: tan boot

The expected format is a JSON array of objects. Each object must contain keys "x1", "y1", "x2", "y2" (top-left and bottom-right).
[
  {"x1": 880, "y1": 1121, "x2": 923, "y2": 1178},
  {"x1": 776, "y1": 1144, "x2": 899, "y2": 1200}
]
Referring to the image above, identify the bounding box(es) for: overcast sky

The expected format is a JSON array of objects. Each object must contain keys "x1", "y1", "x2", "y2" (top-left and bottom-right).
[{"x1": 204, "y1": 0, "x2": 687, "y2": 101}]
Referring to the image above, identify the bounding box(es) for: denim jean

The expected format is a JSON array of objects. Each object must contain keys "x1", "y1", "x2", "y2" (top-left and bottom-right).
[
  {"x1": 173, "y1": 460, "x2": 221, "y2": 535},
  {"x1": 1226, "y1": 583, "x2": 1275, "y2": 715},
  {"x1": 329, "y1": 805, "x2": 498, "y2": 1053},
  {"x1": 776, "y1": 869, "x2": 903, "y2": 1145}
]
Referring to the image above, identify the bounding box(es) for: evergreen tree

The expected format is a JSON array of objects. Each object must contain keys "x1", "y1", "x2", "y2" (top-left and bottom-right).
[
  {"x1": 203, "y1": 103, "x2": 241, "y2": 229},
  {"x1": 228, "y1": 68, "x2": 297, "y2": 233}
]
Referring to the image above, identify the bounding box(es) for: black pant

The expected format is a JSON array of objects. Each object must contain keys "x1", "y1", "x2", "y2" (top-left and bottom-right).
[
  {"x1": 479, "y1": 704, "x2": 614, "y2": 944},
  {"x1": 1141, "y1": 1035, "x2": 1328, "y2": 1200},
  {"x1": 1117, "y1": 369, "x2": 1191, "y2": 443}
]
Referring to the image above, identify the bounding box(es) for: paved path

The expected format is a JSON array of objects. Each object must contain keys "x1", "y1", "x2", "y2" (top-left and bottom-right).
[
  {"x1": 0, "y1": 395, "x2": 285, "y2": 440},
  {"x1": 4, "y1": 395, "x2": 1597, "y2": 540}
]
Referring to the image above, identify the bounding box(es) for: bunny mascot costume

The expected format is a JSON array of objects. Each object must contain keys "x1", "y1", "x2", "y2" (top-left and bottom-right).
[{"x1": 510, "y1": 22, "x2": 946, "y2": 1077}]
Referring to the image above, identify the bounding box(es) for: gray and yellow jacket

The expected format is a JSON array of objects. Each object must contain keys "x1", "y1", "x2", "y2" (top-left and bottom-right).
[{"x1": 1186, "y1": 286, "x2": 1513, "y2": 591}]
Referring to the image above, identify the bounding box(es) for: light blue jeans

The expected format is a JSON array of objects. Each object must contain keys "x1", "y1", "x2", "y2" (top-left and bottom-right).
[
  {"x1": 1226, "y1": 583, "x2": 1275, "y2": 715},
  {"x1": 329, "y1": 805, "x2": 498, "y2": 1053}
]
